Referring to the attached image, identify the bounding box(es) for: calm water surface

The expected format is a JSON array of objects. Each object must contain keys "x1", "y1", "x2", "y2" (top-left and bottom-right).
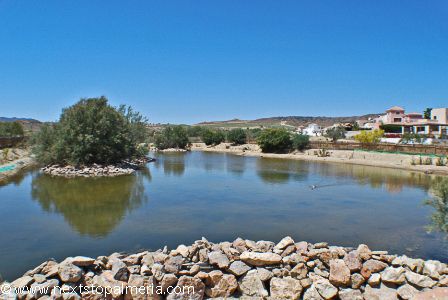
[{"x1": 0, "y1": 151, "x2": 446, "y2": 280}]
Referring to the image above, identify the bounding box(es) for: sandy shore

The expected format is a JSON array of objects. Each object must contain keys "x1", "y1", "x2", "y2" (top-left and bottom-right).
[{"x1": 191, "y1": 143, "x2": 448, "y2": 177}]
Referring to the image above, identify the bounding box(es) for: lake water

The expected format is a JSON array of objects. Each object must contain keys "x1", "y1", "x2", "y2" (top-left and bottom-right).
[{"x1": 0, "y1": 151, "x2": 446, "y2": 281}]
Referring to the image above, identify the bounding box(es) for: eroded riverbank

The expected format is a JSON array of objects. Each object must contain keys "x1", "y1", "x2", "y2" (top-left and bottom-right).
[{"x1": 1, "y1": 237, "x2": 447, "y2": 299}]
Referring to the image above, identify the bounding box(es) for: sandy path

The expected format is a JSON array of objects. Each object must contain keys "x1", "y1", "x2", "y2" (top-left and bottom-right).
[{"x1": 191, "y1": 143, "x2": 448, "y2": 177}]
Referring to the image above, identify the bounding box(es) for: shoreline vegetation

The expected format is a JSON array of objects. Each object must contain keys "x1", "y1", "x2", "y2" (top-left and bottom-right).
[
  {"x1": 1, "y1": 237, "x2": 447, "y2": 299},
  {"x1": 191, "y1": 143, "x2": 448, "y2": 177}
]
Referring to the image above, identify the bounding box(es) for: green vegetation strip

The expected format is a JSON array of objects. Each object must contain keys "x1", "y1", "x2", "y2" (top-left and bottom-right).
[{"x1": 354, "y1": 148, "x2": 444, "y2": 157}]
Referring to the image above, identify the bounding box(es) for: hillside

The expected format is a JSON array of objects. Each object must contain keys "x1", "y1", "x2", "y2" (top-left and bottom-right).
[
  {"x1": 197, "y1": 114, "x2": 382, "y2": 128},
  {"x1": 0, "y1": 117, "x2": 45, "y2": 131}
]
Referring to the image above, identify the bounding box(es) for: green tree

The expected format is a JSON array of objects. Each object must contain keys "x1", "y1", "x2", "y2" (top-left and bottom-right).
[
  {"x1": 399, "y1": 133, "x2": 428, "y2": 144},
  {"x1": 154, "y1": 126, "x2": 190, "y2": 149},
  {"x1": 424, "y1": 108, "x2": 433, "y2": 120},
  {"x1": 201, "y1": 129, "x2": 225, "y2": 146},
  {"x1": 186, "y1": 126, "x2": 205, "y2": 137},
  {"x1": 421, "y1": 178, "x2": 448, "y2": 237},
  {"x1": 30, "y1": 96, "x2": 149, "y2": 166},
  {"x1": 292, "y1": 134, "x2": 310, "y2": 151},
  {"x1": 0, "y1": 121, "x2": 25, "y2": 137},
  {"x1": 256, "y1": 128, "x2": 292, "y2": 153},
  {"x1": 325, "y1": 126, "x2": 346, "y2": 142},
  {"x1": 227, "y1": 128, "x2": 247, "y2": 145}
]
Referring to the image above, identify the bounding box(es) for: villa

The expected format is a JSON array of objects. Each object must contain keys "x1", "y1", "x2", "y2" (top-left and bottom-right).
[{"x1": 367, "y1": 106, "x2": 448, "y2": 137}]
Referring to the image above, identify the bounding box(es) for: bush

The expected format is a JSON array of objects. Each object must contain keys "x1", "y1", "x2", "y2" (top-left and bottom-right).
[
  {"x1": 325, "y1": 126, "x2": 346, "y2": 142},
  {"x1": 30, "y1": 96, "x2": 149, "y2": 166},
  {"x1": 246, "y1": 128, "x2": 262, "y2": 139},
  {"x1": 227, "y1": 128, "x2": 247, "y2": 145},
  {"x1": 354, "y1": 130, "x2": 384, "y2": 143},
  {"x1": 399, "y1": 133, "x2": 428, "y2": 144},
  {"x1": 186, "y1": 126, "x2": 205, "y2": 137},
  {"x1": 436, "y1": 157, "x2": 445, "y2": 166},
  {"x1": 256, "y1": 128, "x2": 292, "y2": 153},
  {"x1": 0, "y1": 121, "x2": 25, "y2": 137},
  {"x1": 292, "y1": 134, "x2": 310, "y2": 151},
  {"x1": 421, "y1": 178, "x2": 448, "y2": 237},
  {"x1": 380, "y1": 124, "x2": 402, "y2": 133},
  {"x1": 154, "y1": 126, "x2": 190, "y2": 150},
  {"x1": 201, "y1": 129, "x2": 225, "y2": 146}
]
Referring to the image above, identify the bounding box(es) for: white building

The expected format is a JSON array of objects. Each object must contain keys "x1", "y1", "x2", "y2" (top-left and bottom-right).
[{"x1": 303, "y1": 123, "x2": 322, "y2": 136}]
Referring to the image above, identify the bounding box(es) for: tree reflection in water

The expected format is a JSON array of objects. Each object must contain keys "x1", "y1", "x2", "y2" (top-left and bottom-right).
[
  {"x1": 31, "y1": 168, "x2": 150, "y2": 238},
  {"x1": 153, "y1": 152, "x2": 186, "y2": 176}
]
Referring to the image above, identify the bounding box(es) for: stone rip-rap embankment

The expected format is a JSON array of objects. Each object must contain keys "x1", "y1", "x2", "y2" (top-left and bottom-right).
[{"x1": 1, "y1": 237, "x2": 448, "y2": 299}]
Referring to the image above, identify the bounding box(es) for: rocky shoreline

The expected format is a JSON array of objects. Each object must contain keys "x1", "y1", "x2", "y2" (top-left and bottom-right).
[
  {"x1": 1, "y1": 237, "x2": 448, "y2": 299},
  {"x1": 41, "y1": 157, "x2": 156, "y2": 177}
]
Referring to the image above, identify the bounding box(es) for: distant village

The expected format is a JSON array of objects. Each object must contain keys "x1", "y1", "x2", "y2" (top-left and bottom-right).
[{"x1": 298, "y1": 106, "x2": 448, "y2": 144}]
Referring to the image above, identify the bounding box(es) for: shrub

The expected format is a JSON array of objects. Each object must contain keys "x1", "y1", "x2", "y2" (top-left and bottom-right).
[
  {"x1": 436, "y1": 157, "x2": 446, "y2": 166},
  {"x1": 154, "y1": 126, "x2": 190, "y2": 150},
  {"x1": 411, "y1": 159, "x2": 416, "y2": 166},
  {"x1": 317, "y1": 145, "x2": 330, "y2": 157},
  {"x1": 227, "y1": 128, "x2": 247, "y2": 145},
  {"x1": 399, "y1": 133, "x2": 428, "y2": 144},
  {"x1": 424, "y1": 157, "x2": 432, "y2": 165},
  {"x1": 0, "y1": 121, "x2": 25, "y2": 137},
  {"x1": 201, "y1": 129, "x2": 225, "y2": 146},
  {"x1": 379, "y1": 124, "x2": 402, "y2": 133},
  {"x1": 325, "y1": 126, "x2": 346, "y2": 142},
  {"x1": 30, "y1": 96, "x2": 149, "y2": 166},
  {"x1": 246, "y1": 128, "x2": 262, "y2": 139},
  {"x1": 186, "y1": 126, "x2": 205, "y2": 137},
  {"x1": 421, "y1": 178, "x2": 448, "y2": 237},
  {"x1": 354, "y1": 130, "x2": 385, "y2": 143},
  {"x1": 292, "y1": 134, "x2": 310, "y2": 151},
  {"x1": 256, "y1": 128, "x2": 292, "y2": 153}
]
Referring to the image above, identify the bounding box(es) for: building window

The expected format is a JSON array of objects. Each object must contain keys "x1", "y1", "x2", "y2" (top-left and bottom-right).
[
  {"x1": 434, "y1": 116, "x2": 438, "y2": 120},
  {"x1": 396, "y1": 112, "x2": 400, "y2": 114},
  {"x1": 393, "y1": 118, "x2": 402, "y2": 122}
]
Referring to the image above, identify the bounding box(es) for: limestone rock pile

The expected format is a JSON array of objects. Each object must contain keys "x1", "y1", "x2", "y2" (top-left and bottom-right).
[
  {"x1": 1, "y1": 237, "x2": 448, "y2": 299},
  {"x1": 41, "y1": 158, "x2": 155, "y2": 177}
]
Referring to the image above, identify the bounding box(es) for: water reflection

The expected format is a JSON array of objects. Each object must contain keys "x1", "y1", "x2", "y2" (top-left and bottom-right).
[
  {"x1": 31, "y1": 169, "x2": 150, "y2": 238},
  {"x1": 225, "y1": 154, "x2": 245, "y2": 176},
  {"x1": 153, "y1": 153, "x2": 186, "y2": 176},
  {"x1": 0, "y1": 166, "x2": 37, "y2": 189},
  {"x1": 256, "y1": 157, "x2": 308, "y2": 184}
]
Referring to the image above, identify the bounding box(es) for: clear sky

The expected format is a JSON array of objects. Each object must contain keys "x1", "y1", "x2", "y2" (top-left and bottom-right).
[{"x1": 0, "y1": 1, "x2": 447, "y2": 124}]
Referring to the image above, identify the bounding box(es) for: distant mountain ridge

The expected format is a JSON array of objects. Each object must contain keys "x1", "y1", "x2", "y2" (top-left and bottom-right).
[
  {"x1": 198, "y1": 114, "x2": 382, "y2": 127},
  {"x1": 0, "y1": 117, "x2": 41, "y2": 122}
]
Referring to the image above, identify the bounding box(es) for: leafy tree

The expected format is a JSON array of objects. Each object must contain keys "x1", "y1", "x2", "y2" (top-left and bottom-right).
[
  {"x1": 352, "y1": 122, "x2": 360, "y2": 131},
  {"x1": 154, "y1": 126, "x2": 190, "y2": 149},
  {"x1": 421, "y1": 178, "x2": 448, "y2": 237},
  {"x1": 325, "y1": 126, "x2": 346, "y2": 142},
  {"x1": 246, "y1": 128, "x2": 262, "y2": 139},
  {"x1": 354, "y1": 130, "x2": 385, "y2": 143},
  {"x1": 227, "y1": 128, "x2": 247, "y2": 145},
  {"x1": 292, "y1": 134, "x2": 310, "y2": 151},
  {"x1": 30, "y1": 96, "x2": 149, "y2": 166},
  {"x1": 201, "y1": 129, "x2": 225, "y2": 146},
  {"x1": 0, "y1": 121, "x2": 25, "y2": 137},
  {"x1": 256, "y1": 128, "x2": 292, "y2": 153},
  {"x1": 424, "y1": 108, "x2": 432, "y2": 120},
  {"x1": 186, "y1": 126, "x2": 205, "y2": 137},
  {"x1": 399, "y1": 133, "x2": 428, "y2": 144}
]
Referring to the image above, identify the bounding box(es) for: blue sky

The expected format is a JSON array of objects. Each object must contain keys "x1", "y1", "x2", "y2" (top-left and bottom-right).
[{"x1": 0, "y1": 1, "x2": 447, "y2": 124}]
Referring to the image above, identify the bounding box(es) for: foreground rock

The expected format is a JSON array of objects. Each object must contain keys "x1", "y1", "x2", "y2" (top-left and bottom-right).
[
  {"x1": 1, "y1": 237, "x2": 448, "y2": 299},
  {"x1": 41, "y1": 157, "x2": 155, "y2": 177}
]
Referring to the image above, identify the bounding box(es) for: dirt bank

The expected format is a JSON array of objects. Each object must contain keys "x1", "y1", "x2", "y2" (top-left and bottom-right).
[
  {"x1": 191, "y1": 143, "x2": 448, "y2": 177},
  {"x1": 0, "y1": 148, "x2": 35, "y2": 182}
]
